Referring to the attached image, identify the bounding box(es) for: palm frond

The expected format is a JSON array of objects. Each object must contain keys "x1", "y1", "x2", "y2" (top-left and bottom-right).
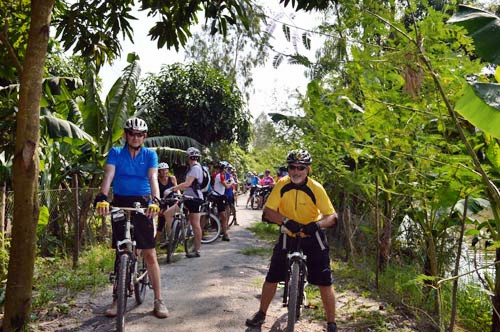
[{"x1": 106, "y1": 53, "x2": 141, "y2": 144}]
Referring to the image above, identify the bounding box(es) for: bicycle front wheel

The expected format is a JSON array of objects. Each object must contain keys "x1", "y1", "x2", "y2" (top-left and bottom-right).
[
  {"x1": 287, "y1": 261, "x2": 301, "y2": 332},
  {"x1": 133, "y1": 252, "x2": 149, "y2": 304},
  {"x1": 227, "y1": 204, "x2": 237, "y2": 228},
  {"x1": 250, "y1": 195, "x2": 258, "y2": 210},
  {"x1": 200, "y1": 212, "x2": 221, "y2": 244},
  {"x1": 117, "y1": 254, "x2": 130, "y2": 332},
  {"x1": 167, "y1": 219, "x2": 181, "y2": 264}
]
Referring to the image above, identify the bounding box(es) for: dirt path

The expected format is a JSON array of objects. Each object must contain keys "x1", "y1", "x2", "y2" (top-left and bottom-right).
[{"x1": 37, "y1": 194, "x2": 420, "y2": 332}]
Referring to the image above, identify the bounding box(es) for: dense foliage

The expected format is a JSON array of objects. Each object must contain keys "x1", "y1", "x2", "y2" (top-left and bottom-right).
[{"x1": 139, "y1": 62, "x2": 251, "y2": 148}]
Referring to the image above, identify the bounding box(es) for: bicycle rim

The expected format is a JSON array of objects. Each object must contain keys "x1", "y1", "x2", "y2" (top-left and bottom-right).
[
  {"x1": 116, "y1": 254, "x2": 130, "y2": 332},
  {"x1": 184, "y1": 224, "x2": 195, "y2": 254},
  {"x1": 287, "y1": 261, "x2": 300, "y2": 332},
  {"x1": 167, "y1": 219, "x2": 180, "y2": 263},
  {"x1": 134, "y1": 253, "x2": 148, "y2": 304},
  {"x1": 200, "y1": 212, "x2": 221, "y2": 244}
]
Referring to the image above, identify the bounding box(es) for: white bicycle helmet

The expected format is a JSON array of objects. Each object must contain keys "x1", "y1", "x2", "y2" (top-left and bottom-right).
[
  {"x1": 187, "y1": 147, "x2": 201, "y2": 157},
  {"x1": 124, "y1": 117, "x2": 148, "y2": 132},
  {"x1": 158, "y1": 162, "x2": 169, "y2": 170}
]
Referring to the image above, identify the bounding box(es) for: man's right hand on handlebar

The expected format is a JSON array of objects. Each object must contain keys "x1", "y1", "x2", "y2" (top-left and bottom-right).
[
  {"x1": 282, "y1": 218, "x2": 302, "y2": 233},
  {"x1": 94, "y1": 192, "x2": 109, "y2": 216}
]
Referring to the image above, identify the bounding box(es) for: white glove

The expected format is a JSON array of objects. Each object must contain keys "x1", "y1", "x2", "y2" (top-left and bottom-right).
[{"x1": 164, "y1": 188, "x2": 174, "y2": 197}]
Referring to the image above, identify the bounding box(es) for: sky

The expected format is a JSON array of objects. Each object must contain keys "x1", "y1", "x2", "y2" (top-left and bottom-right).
[{"x1": 99, "y1": 2, "x2": 324, "y2": 120}]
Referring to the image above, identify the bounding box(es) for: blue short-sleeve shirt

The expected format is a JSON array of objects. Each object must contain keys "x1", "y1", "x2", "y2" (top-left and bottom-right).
[{"x1": 106, "y1": 146, "x2": 158, "y2": 196}]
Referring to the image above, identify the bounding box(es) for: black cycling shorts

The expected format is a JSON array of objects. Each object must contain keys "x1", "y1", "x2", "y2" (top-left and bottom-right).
[
  {"x1": 265, "y1": 232, "x2": 333, "y2": 286},
  {"x1": 111, "y1": 195, "x2": 155, "y2": 249},
  {"x1": 184, "y1": 198, "x2": 204, "y2": 213},
  {"x1": 211, "y1": 194, "x2": 228, "y2": 212}
]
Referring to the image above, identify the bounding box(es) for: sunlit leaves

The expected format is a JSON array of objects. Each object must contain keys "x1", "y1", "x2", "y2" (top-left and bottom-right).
[{"x1": 455, "y1": 83, "x2": 500, "y2": 139}]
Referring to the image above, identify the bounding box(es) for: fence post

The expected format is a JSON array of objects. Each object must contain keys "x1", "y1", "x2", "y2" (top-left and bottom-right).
[
  {"x1": 1, "y1": 182, "x2": 5, "y2": 233},
  {"x1": 72, "y1": 174, "x2": 80, "y2": 269},
  {"x1": 1, "y1": 182, "x2": 5, "y2": 262}
]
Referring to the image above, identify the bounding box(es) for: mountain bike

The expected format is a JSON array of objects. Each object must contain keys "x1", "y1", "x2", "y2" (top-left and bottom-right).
[
  {"x1": 110, "y1": 203, "x2": 151, "y2": 332},
  {"x1": 250, "y1": 185, "x2": 273, "y2": 209},
  {"x1": 162, "y1": 193, "x2": 197, "y2": 263},
  {"x1": 281, "y1": 227, "x2": 308, "y2": 332}
]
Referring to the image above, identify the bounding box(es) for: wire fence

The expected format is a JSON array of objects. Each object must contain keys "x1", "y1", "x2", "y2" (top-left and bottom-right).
[{"x1": 1, "y1": 187, "x2": 106, "y2": 257}]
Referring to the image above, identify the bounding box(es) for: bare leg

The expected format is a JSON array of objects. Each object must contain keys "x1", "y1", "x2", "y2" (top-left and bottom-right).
[
  {"x1": 189, "y1": 212, "x2": 201, "y2": 251},
  {"x1": 143, "y1": 248, "x2": 162, "y2": 300},
  {"x1": 259, "y1": 281, "x2": 278, "y2": 313},
  {"x1": 319, "y1": 285, "x2": 336, "y2": 323}
]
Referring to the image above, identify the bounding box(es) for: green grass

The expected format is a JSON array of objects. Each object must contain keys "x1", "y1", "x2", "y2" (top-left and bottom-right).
[
  {"x1": 240, "y1": 246, "x2": 272, "y2": 256},
  {"x1": 331, "y1": 259, "x2": 490, "y2": 332},
  {"x1": 247, "y1": 221, "x2": 280, "y2": 241},
  {"x1": 32, "y1": 244, "x2": 114, "y2": 313}
]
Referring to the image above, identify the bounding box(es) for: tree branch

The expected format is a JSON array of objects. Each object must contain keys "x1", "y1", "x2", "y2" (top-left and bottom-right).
[{"x1": 0, "y1": 18, "x2": 24, "y2": 75}]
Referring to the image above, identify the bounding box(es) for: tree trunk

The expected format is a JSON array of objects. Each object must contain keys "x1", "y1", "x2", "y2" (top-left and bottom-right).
[
  {"x1": 492, "y1": 247, "x2": 500, "y2": 332},
  {"x1": 3, "y1": 1, "x2": 54, "y2": 331}
]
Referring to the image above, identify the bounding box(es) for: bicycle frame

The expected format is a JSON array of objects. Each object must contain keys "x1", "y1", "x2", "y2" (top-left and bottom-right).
[
  {"x1": 110, "y1": 203, "x2": 150, "y2": 332},
  {"x1": 281, "y1": 229, "x2": 308, "y2": 332},
  {"x1": 112, "y1": 204, "x2": 149, "y2": 284}
]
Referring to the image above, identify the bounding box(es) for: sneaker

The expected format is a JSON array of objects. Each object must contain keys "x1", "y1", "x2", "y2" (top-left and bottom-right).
[
  {"x1": 104, "y1": 301, "x2": 117, "y2": 317},
  {"x1": 234, "y1": 220, "x2": 239, "y2": 226},
  {"x1": 327, "y1": 322, "x2": 337, "y2": 332},
  {"x1": 153, "y1": 298, "x2": 169, "y2": 318},
  {"x1": 245, "y1": 310, "x2": 266, "y2": 327},
  {"x1": 222, "y1": 234, "x2": 230, "y2": 241},
  {"x1": 186, "y1": 251, "x2": 201, "y2": 258}
]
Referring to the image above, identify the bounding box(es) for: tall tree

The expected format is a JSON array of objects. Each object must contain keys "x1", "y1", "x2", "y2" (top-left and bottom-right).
[{"x1": 3, "y1": 1, "x2": 54, "y2": 330}]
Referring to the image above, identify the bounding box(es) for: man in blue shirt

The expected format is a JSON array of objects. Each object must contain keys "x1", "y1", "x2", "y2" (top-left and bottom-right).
[{"x1": 94, "y1": 117, "x2": 169, "y2": 319}]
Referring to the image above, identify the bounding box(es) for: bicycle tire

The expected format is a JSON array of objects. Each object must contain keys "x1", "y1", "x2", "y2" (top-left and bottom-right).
[
  {"x1": 287, "y1": 261, "x2": 301, "y2": 332},
  {"x1": 184, "y1": 223, "x2": 195, "y2": 255},
  {"x1": 167, "y1": 219, "x2": 181, "y2": 263},
  {"x1": 227, "y1": 204, "x2": 237, "y2": 228},
  {"x1": 133, "y1": 252, "x2": 148, "y2": 304},
  {"x1": 250, "y1": 195, "x2": 258, "y2": 210},
  {"x1": 116, "y1": 254, "x2": 130, "y2": 332},
  {"x1": 200, "y1": 212, "x2": 221, "y2": 244}
]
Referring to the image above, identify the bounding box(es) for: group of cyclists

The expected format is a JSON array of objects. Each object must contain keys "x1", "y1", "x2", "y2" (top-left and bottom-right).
[{"x1": 94, "y1": 117, "x2": 338, "y2": 332}]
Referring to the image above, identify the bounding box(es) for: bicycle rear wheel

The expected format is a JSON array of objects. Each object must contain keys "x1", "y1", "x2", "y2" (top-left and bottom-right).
[
  {"x1": 167, "y1": 219, "x2": 181, "y2": 263},
  {"x1": 200, "y1": 212, "x2": 221, "y2": 244},
  {"x1": 133, "y1": 252, "x2": 149, "y2": 304},
  {"x1": 287, "y1": 261, "x2": 301, "y2": 332},
  {"x1": 184, "y1": 223, "x2": 195, "y2": 254},
  {"x1": 116, "y1": 254, "x2": 130, "y2": 332}
]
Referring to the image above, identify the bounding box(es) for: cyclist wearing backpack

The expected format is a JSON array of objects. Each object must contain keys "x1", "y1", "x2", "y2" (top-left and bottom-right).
[
  {"x1": 245, "y1": 149, "x2": 338, "y2": 332},
  {"x1": 163, "y1": 147, "x2": 204, "y2": 258},
  {"x1": 94, "y1": 117, "x2": 169, "y2": 319}
]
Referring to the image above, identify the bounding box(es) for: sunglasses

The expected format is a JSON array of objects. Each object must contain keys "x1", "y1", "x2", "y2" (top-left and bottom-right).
[
  {"x1": 126, "y1": 131, "x2": 145, "y2": 138},
  {"x1": 288, "y1": 165, "x2": 307, "y2": 171}
]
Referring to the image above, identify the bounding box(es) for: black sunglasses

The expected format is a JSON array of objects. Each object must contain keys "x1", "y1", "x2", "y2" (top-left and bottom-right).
[
  {"x1": 288, "y1": 165, "x2": 307, "y2": 171},
  {"x1": 126, "y1": 131, "x2": 145, "y2": 138}
]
